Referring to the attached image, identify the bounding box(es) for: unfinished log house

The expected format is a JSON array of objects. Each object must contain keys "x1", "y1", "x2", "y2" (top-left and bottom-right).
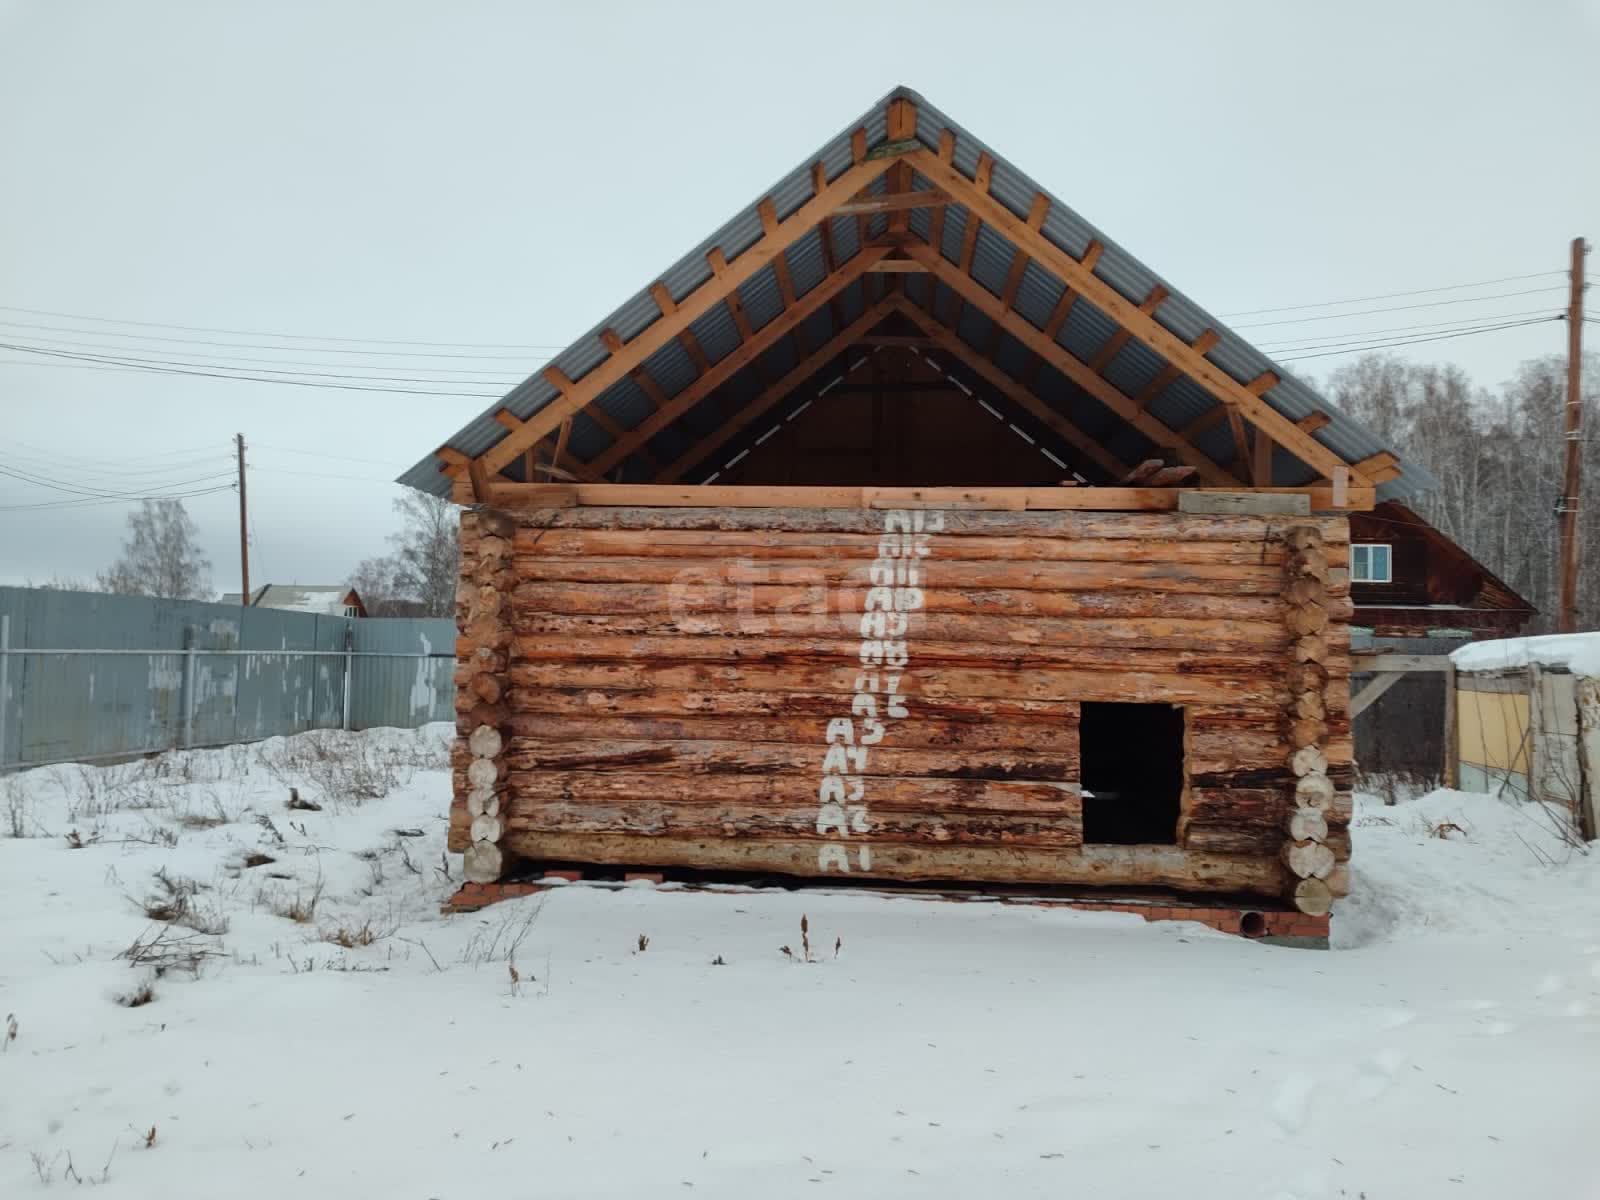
[{"x1": 402, "y1": 87, "x2": 1438, "y2": 920}]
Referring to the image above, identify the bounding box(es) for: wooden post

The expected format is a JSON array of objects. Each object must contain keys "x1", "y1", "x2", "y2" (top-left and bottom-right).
[
  {"x1": 235, "y1": 433, "x2": 250, "y2": 605},
  {"x1": 1558, "y1": 236, "x2": 1587, "y2": 633},
  {"x1": 455, "y1": 509, "x2": 517, "y2": 883},
  {"x1": 1442, "y1": 660, "x2": 1458, "y2": 789}
]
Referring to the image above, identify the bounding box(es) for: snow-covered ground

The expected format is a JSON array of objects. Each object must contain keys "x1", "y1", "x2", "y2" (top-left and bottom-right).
[{"x1": 1, "y1": 726, "x2": 1595, "y2": 1198}]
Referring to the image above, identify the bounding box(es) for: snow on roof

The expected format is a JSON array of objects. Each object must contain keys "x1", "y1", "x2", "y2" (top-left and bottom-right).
[
  {"x1": 1450, "y1": 632, "x2": 1600, "y2": 677},
  {"x1": 219, "y1": 584, "x2": 355, "y2": 616}
]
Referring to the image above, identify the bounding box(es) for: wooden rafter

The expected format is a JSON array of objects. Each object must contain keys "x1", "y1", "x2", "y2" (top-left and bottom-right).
[
  {"x1": 1022, "y1": 240, "x2": 1103, "y2": 386},
  {"x1": 834, "y1": 189, "x2": 954, "y2": 216},
  {"x1": 1252, "y1": 427, "x2": 1274, "y2": 487},
  {"x1": 458, "y1": 148, "x2": 901, "y2": 479},
  {"x1": 491, "y1": 410, "x2": 602, "y2": 483},
  {"x1": 899, "y1": 242, "x2": 1242, "y2": 487},
  {"x1": 707, "y1": 247, "x2": 770, "y2": 386},
  {"x1": 655, "y1": 294, "x2": 903, "y2": 483},
  {"x1": 866, "y1": 260, "x2": 928, "y2": 273},
  {"x1": 548, "y1": 357, "x2": 655, "y2": 472},
  {"x1": 1352, "y1": 450, "x2": 1402, "y2": 483},
  {"x1": 926, "y1": 129, "x2": 955, "y2": 263},
  {"x1": 1088, "y1": 284, "x2": 1170, "y2": 373},
  {"x1": 582, "y1": 245, "x2": 893, "y2": 478},
  {"x1": 985, "y1": 193, "x2": 1051, "y2": 358},
  {"x1": 756, "y1": 198, "x2": 809, "y2": 355},
  {"x1": 907, "y1": 149, "x2": 1370, "y2": 487},
  {"x1": 888, "y1": 295, "x2": 1129, "y2": 481},
  {"x1": 651, "y1": 282, "x2": 713, "y2": 373},
  {"x1": 1224, "y1": 407, "x2": 1252, "y2": 480},
  {"x1": 1298, "y1": 410, "x2": 1332, "y2": 434},
  {"x1": 1131, "y1": 328, "x2": 1220, "y2": 411},
  {"x1": 808, "y1": 163, "x2": 849, "y2": 332},
  {"x1": 1183, "y1": 370, "x2": 1280, "y2": 440}
]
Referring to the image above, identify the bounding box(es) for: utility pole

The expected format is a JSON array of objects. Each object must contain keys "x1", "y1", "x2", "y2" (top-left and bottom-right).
[
  {"x1": 235, "y1": 433, "x2": 250, "y2": 605},
  {"x1": 1558, "y1": 238, "x2": 1587, "y2": 633}
]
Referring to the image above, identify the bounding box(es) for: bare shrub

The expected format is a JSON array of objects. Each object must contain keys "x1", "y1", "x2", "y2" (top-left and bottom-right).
[
  {"x1": 120, "y1": 925, "x2": 222, "y2": 977},
  {"x1": 267, "y1": 877, "x2": 325, "y2": 925},
  {"x1": 459, "y1": 897, "x2": 544, "y2": 969},
  {"x1": 115, "y1": 981, "x2": 156, "y2": 1008},
  {"x1": 2, "y1": 775, "x2": 33, "y2": 838},
  {"x1": 319, "y1": 915, "x2": 396, "y2": 949}
]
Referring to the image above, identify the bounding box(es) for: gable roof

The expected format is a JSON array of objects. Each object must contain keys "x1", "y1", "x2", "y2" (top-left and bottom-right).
[{"x1": 399, "y1": 85, "x2": 1436, "y2": 500}]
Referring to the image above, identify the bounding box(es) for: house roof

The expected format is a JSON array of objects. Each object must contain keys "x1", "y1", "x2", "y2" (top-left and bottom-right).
[
  {"x1": 1358, "y1": 502, "x2": 1536, "y2": 614},
  {"x1": 399, "y1": 84, "x2": 1437, "y2": 500},
  {"x1": 218, "y1": 585, "x2": 359, "y2": 616}
]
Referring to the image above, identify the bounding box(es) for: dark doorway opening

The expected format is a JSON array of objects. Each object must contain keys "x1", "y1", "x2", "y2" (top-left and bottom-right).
[{"x1": 1080, "y1": 702, "x2": 1185, "y2": 844}]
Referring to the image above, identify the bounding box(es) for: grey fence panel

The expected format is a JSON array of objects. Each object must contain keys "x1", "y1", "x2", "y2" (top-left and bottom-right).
[
  {"x1": 0, "y1": 587, "x2": 456, "y2": 770},
  {"x1": 350, "y1": 619, "x2": 457, "y2": 730}
]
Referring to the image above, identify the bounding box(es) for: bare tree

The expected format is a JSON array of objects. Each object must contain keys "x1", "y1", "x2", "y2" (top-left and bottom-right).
[
  {"x1": 98, "y1": 499, "x2": 212, "y2": 600},
  {"x1": 346, "y1": 493, "x2": 459, "y2": 618}
]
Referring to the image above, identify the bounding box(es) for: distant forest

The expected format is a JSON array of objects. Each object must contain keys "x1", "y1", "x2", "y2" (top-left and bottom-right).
[{"x1": 1321, "y1": 350, "x2": 1598, "y2": 633}]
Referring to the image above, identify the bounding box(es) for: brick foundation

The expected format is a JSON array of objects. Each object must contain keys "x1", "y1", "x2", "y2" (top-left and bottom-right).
[{"x1": 443, "y1": 875, "x2": 1329, "y2": 943}]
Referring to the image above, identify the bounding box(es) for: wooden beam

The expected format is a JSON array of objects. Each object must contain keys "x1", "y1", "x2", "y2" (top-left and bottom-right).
[
  {"x1": 1252, "y1": 426, "x2": 1274, "y2": 487},
  {"x1": 651, "y1": 282, "x2": 714, "y2": 372},
  {"x1": 1351, "y1": 653, "x2": 1454, "y2": 673},
  {"x1": 656, "y1": 296, "x2": 903, "y2": 483},
  {"x1": 583, "y1": 245, "x2": 893, "y2": 477},
  {"x1": 757, "y1": 198, "x2": 809, "y2": 355},
  {"x1": 1349, "y1": 672, "x2": 1404, "y2": 719},
  {"x1": 465, "y1": 149, "x2": 902, "y2": 478},
  {"x1": 1022, "y1": 240, "x2": 1104, "y2": 386},
  {"x1": 1131, "y1": 328, "x2": 1220, "y2": 411},
  {"x1": 834, "y1": 189, "x2": 954, "y2": 216},
  {"x1": 1352, "y1": 450, "x2": 1403, "y2": 483},
  {"x1": 857, "y1": 334, "x2": 940, "y2": 346},
  {"x1": 899, "y1": 243, "x2": 1242, "y2": 487},
  {"x1": 1224, "y1": 406, "x2": 1251, "y2": 479},
  {"x1": 490, "y1": 409, "x2": 603, "y2": 482},
  {"x1": 908, "y1": 148, "x2": 1371, "y2": 487},
  {"x1": 927, "y1": 129, "x2": 955, "y2": 261},
  {"x1": 889, "y1": 296, "x2": 1130, "y2": 480},
  {"x1": 866, "y1": 259, "x2": 928, "y2": 273},
  {"x1": 1087, "y1": 284, "x2": 1170, "y2": 373},
  {"x1": 1298, "y1": 410, "x2": 1332, "y2": 434},
  {"x1": 808, "y1": 163, "x2": 849, "y2": 331},
  {"x1": 886, "y1": 95, "x2": 918, "y2": 141},
  {"x1": 476, "y1": 482, "x2": 1372, "y2": 512},
  {"x1": 955, "y1": 152, "x2": 994, "y2": 276},
  {"x1": 985, "y1": 193, "x2": 1052, "y2": 357},
  {"x1": 1121, "y1": 458, "x2": 1164, "y2": 484}
]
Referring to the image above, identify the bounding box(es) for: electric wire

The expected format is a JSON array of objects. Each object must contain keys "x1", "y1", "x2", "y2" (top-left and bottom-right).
[{"x1": 1218, "y1": 270, "x2": 1567, "y2": 318}]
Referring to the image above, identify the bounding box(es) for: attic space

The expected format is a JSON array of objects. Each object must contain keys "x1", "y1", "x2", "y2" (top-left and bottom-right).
[{"x1": 1080, "y1": 702, "x2": 1185, "y2": 845}]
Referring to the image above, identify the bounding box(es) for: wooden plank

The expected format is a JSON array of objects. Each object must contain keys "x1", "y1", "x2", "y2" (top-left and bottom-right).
[
  {"x1": 866, "y1": 259, "x2": 928, "y2": 273},
  {"x1": 1088, "y1": 284, "x2": 1169, "y2": 372},
  {"x1": 1023, "y1": 241, "x2": 1104, "y2": 386},
  {"x1": 1349, "y1": 671, "x2": 1404, "y2": 718},
  {"x1": 900, "y1": 246, "x2": 1244, "y2": 488},
  {"x1": 834, "y1": 190, "x2": 954, "y2": 216},
  {"x1": 956, "y1": 152, "x2": 994, "y2": 275},
  {"x1": 1178, "y1": 491, "x2": 1311, "y2": 516},
  {"x1": 1298, "y1": 410, "x2": 1332, "y2": 434},
  {"x1": 466, "y1": 150, "x2": 902, "y2": 478},
  {"x1": 481, "y1": 482, "x2": 1366, "y2": 511},
  {"x1": 1252, "y1": 427, "x2": 1274, "y2": 488},
  {"x1": 908, "y1": 148, "x2": 1372, "y2": 486},
  {"x1": 584, "y1": 246, "x2": 892, "y2": 477},
  {"x1": 1350, "y1": 653, "x2": 1452, "y2": 673}
]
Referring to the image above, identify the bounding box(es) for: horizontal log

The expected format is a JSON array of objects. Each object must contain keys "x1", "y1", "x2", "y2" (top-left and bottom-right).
[
  {"x1": 511, "y1": 556, "x2": 1294, "y2": 596},
  {"x1": 508, "y1": 687, "x2": 1104, "y2": 723},
  {"x1": 519, "y1": 529, "x2": 1305, "y2": 565},
  {"x1": 509, "y1": 635, "x2": 1295, "y2": 675},
  {"x1": 510, "y1": 582, "x2": 1327, "y2": 622},
  {"x1": 1179, "y1": 824, "x2": 1284, "y2": 856},
  {"x1": 503, "y1": 711, "x2": 1083, "y2": 752},
  {"x1": 494, "y1": 830, "x2": 1288, "y2": 895},
  {"x1": 508, "y1": 661, "x2": 1290, "y2": 707},
  {"x1": 510, "y1": 610, "x2": 1298, "y2": 652},
  {"x1": 506, "y1": 506, "x2": 1351, "y2": 542},
  {"x1": 505, "y1": 737, "x2": 1080, "y2": 781}
]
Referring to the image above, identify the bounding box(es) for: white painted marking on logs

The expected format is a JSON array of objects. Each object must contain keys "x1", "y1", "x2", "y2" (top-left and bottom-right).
[
  {"x1": 725, "y1": 449, "x2": 750, "y2": 468},
  {"x1": 755, "y1": 425, "x2": 781, "y2": 445},
  {"x1": 1008, "y1": 423, "x2": 1036, "y2": 444},
  {"x1": 701, "y1": 471, "x2": 721, "y2": 484},
  {"x1": 1040, "y1": 448, "x2": 1068, "y2": 469},
  {"x1": 977, "y1": 400, "x2": 1004, "y2": 420},
  {"x1": 817, "y1": 375, "x2": 846, "y2": 397},
  {"x1": 786, "y1": 400, "x2": 813, "y2": 421},
  {"x1": 817, "y1": 507, "x2": 940, "y2": 873}
]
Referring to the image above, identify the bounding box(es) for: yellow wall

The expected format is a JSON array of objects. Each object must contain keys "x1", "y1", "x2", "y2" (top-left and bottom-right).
[{"x1": 1457, "y1": 686, "x2": 1531, "y2": 773}]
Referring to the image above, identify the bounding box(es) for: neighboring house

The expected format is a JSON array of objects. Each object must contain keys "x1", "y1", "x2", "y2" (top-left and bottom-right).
[
  {"x1": 219, "y1": 584, "x2": 367, "y2": 618},
  {"x1": 1348, "y1": 503, "x2": 1534, "y2": 641}
]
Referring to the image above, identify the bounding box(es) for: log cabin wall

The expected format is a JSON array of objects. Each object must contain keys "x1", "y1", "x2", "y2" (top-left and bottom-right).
[{"x1": 449, "y1": 504, "x2": 1353, "y2": 903}]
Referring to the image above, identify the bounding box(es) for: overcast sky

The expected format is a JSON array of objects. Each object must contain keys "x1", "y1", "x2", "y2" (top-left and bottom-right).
[{"x1": 2, "y1": 0, "x2": 1596, "y2": 595}]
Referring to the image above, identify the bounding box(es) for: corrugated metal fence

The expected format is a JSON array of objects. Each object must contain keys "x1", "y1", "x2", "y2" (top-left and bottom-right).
[{"x1": 0, "y1": 587, "x2": 455, "y2": 770}]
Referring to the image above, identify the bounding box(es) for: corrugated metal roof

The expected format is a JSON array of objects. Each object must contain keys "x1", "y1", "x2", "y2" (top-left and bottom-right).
[{"x1": 400, "y1": 84, "x2": 1435, "y2": 501}]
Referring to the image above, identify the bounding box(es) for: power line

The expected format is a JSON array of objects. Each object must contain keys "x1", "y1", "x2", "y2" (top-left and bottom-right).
[
  {"x1": 0, "y1": 339, "x2": 522, "y2": 386},
  {"x1": 0, "y1": 484, "x2": 236, "y2": 513},
  {"x1": 0, "y1": 302, "x2": 570, "y2": 352},
  {"x1": 1231, "y1": 286, "x2": 1568, "y2": 329},
  {"x1": 0, "y1": 342, "x2": 507, "y2": 398},
  {"x1": 0, "y1": 331, "x2": 530, "y2": 378},
  {"x1": 0, "y1": 459, "x2": 235, "y2": 501},
  {"x1": 1264, "y1": 312, "x2": 1564, "y2": 356},
  {"x1": 0, "y1": 317, "x2": 552, "y2": 361},
  {"x1": 1275, "y1": 316, "x2": 1558, "y2": 362},
  {"x1": 1255, "y1": 307, "x2": 1563, "y2": 349},
  {"x1": 1218, "y1": 270, "x2": 1567, "y2": 318}
]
